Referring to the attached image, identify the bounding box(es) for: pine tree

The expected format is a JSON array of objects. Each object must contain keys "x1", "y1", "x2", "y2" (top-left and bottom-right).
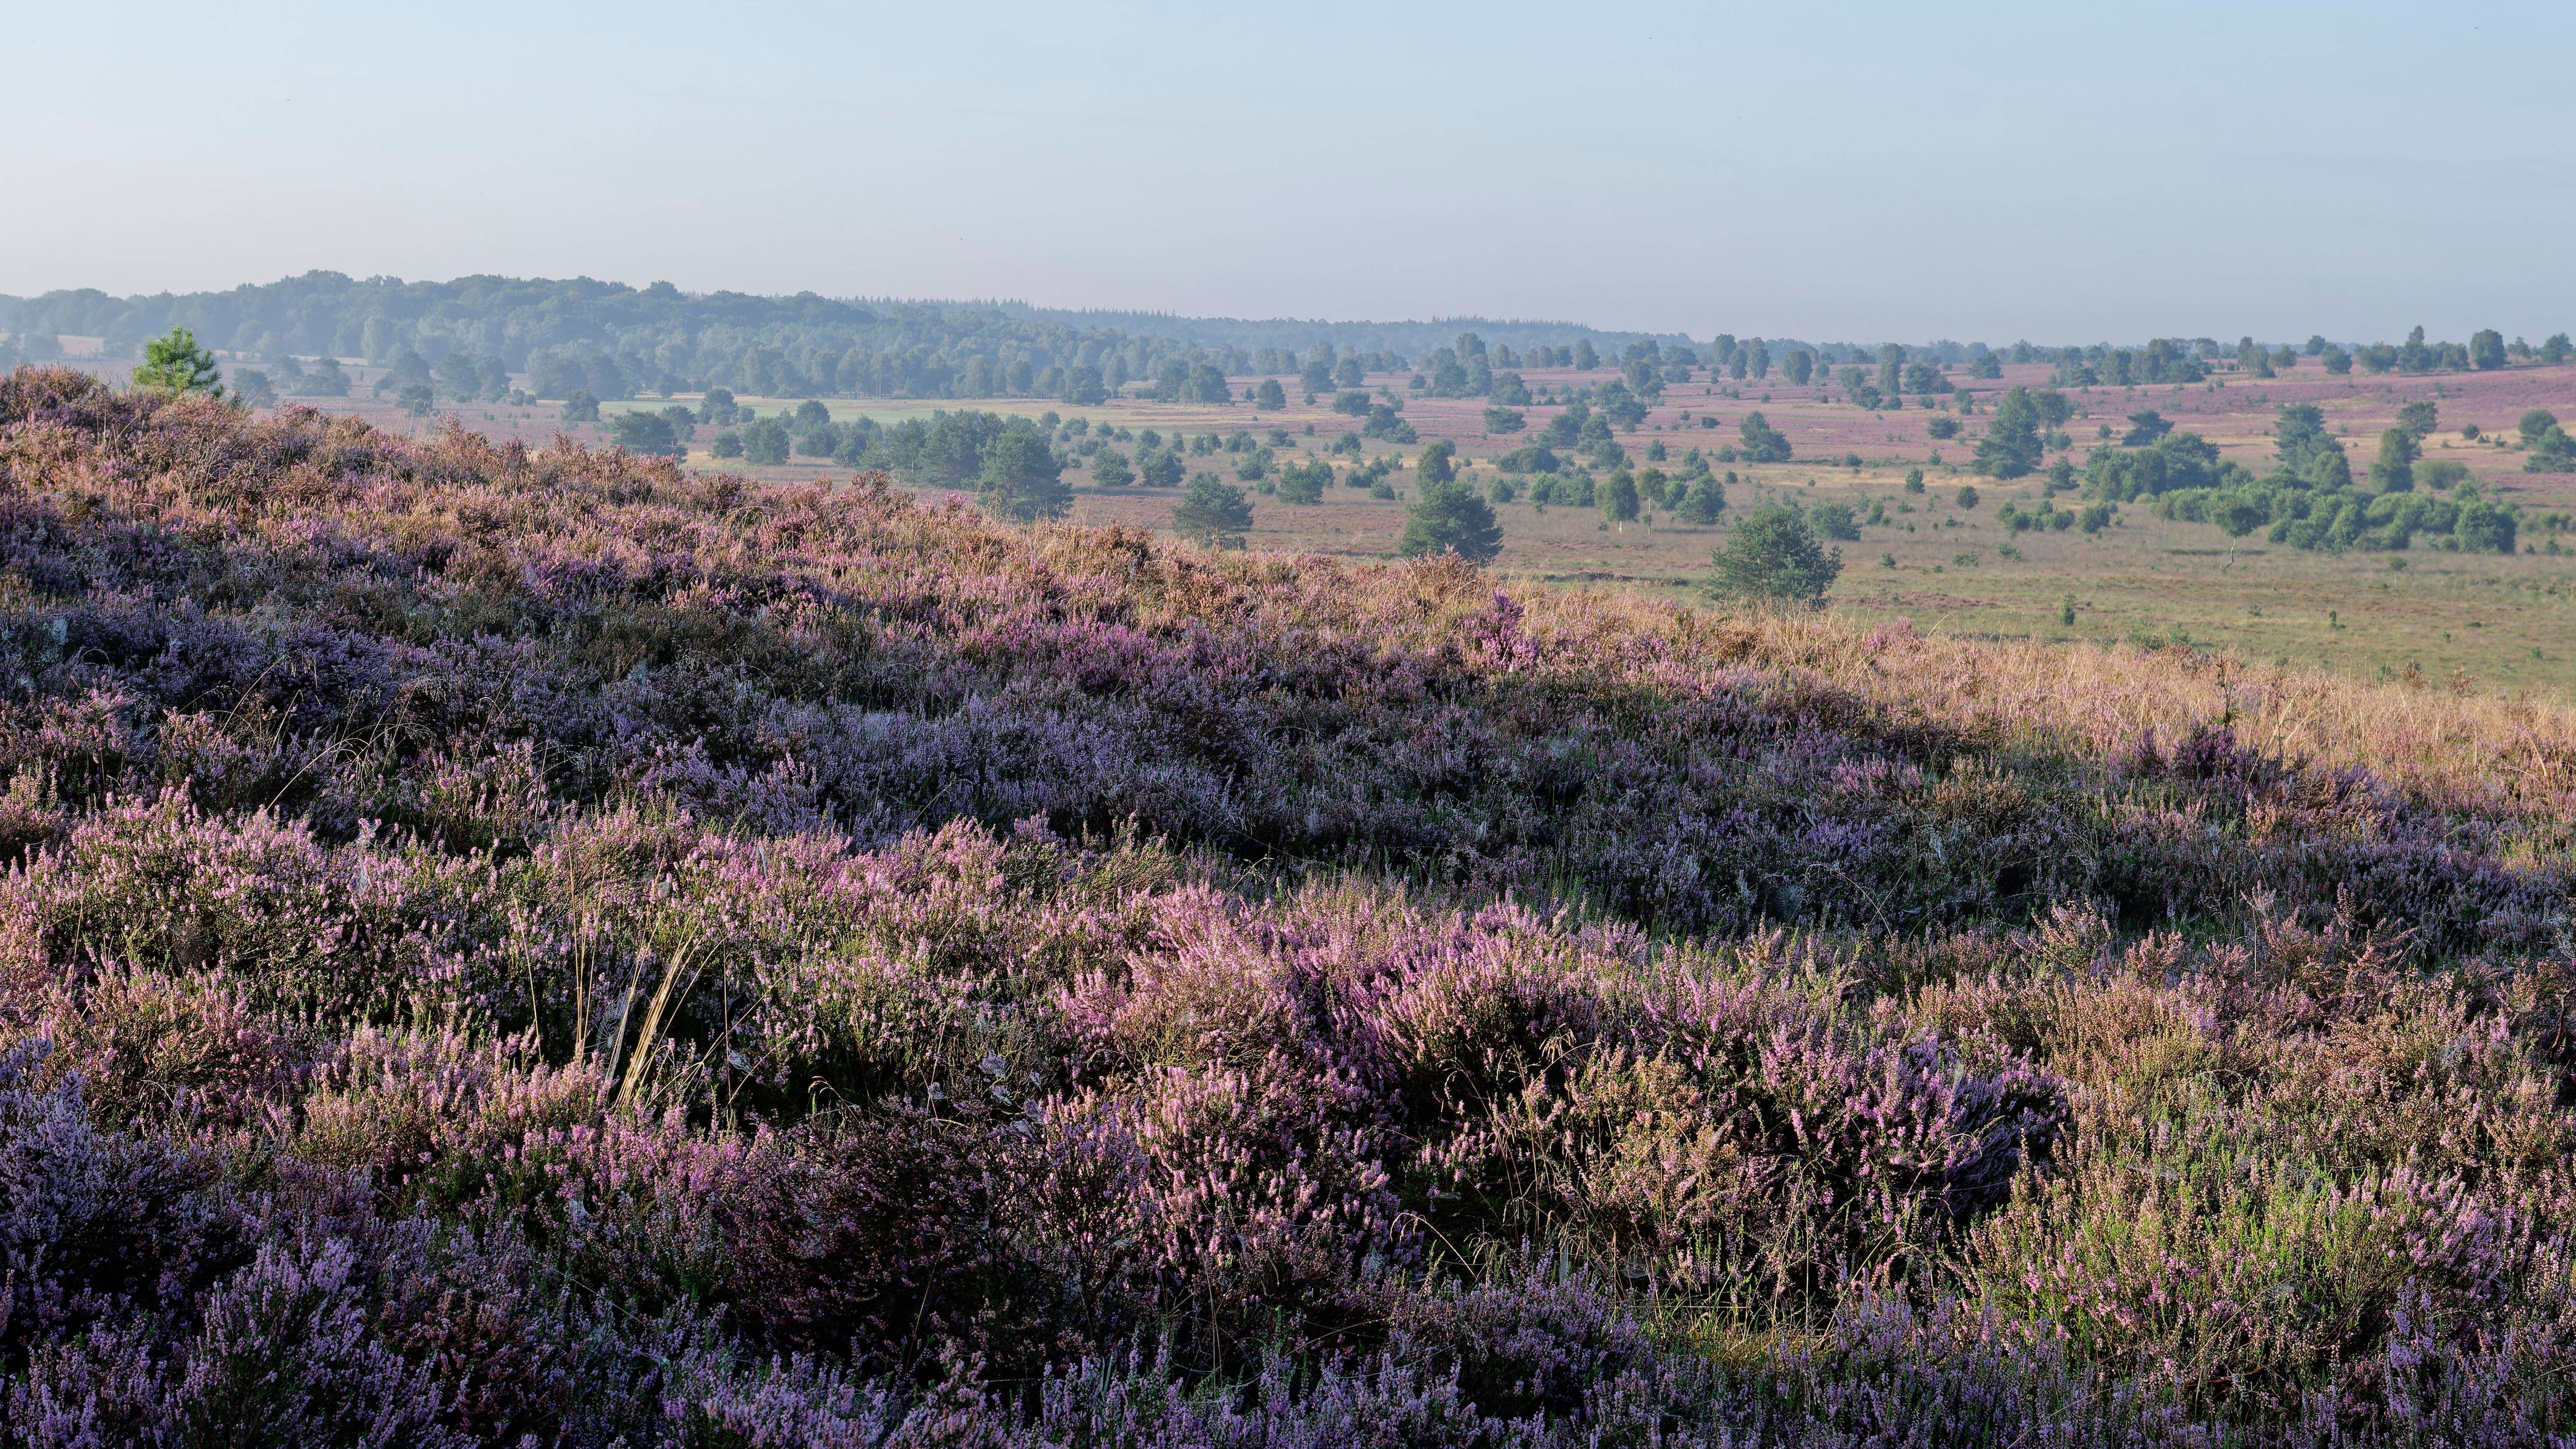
[
  {"x1": 132, "y1": 327, "x2": 224, "y2": 397},
  {"x1": 1973, "y1": 387, "x2": 2043, "y2": 478},
  {"x1": 978, "y1": 426, "x2": 1072, "y2": 520},
  {"x1": 1401, "y1": 478, "x2": 1504, "y2": 563},
  {"x1": 1172, "y1": 475, "x2": 1255, "y2": 548},
  {"x1": 1709, "y1": 505, "x2": 1840, "y2": 606}
]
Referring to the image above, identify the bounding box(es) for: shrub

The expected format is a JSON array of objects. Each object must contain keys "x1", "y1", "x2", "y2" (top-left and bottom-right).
[{"x1": 1709, "y1": 504, "x2": 1840, "y2": 606}]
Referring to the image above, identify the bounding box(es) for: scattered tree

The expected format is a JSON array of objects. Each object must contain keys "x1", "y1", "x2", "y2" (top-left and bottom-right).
[
  {"x1": 562, "y1": 390, "x2": 601, "y2": 423},
  {"x1": 978, "y1": 424, "x2": 1072, "y2": 520},
  {"x1": 1172, "y1": 475, "x2": 1256, "y2": 548},
  {"x1": 132, "y1": 327, "x2": 224, "y2": 397},
  {"x1": 741, "y1": 416, "x2": 790, "y2": 464},
  {"x1": 1401, "y1": 478, "x2": 1504, "y2": 563},
  {"x1": 1736, "y1": 411, "x2": 1792, "y2": 463},
  {"x1": 611, "y1": 410, "x2": 684, "y2": 456},
  {"x1": 1600, "y1": 469, "x2": 1640, "y2": 524},
  {"x1": 1973, "y1": 387, "x2": 2043, "y2": 478},
  {"x1": 1709, "y1": 504, "x2": 1840, "y2": 606},
  {"x1": 1138, "y1": 446, "x2": 1187, "y2": 488},
  {"x1": 2369, "y1": 427, "x2": 2418, "y2": 492},
  {"x1": 1090, "y1": 448, "x2": 1136, "y2": 488},
  {"x1": 2471, "y1": 329, "x2": 2507, "y2": 371}
]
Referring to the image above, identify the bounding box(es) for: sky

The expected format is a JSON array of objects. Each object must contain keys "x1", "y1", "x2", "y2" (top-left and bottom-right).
[{"x1": 6, "y1": 1, "x2": 2571, "y2": 343}]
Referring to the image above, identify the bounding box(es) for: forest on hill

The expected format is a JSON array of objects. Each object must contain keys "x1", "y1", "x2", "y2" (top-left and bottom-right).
[
  {"x1": 1, "y1": 362, "x2": 2574, "y2": 1443},
  {"x1": 15, "y1": 271, "x2": 2507, "y2": 409}
]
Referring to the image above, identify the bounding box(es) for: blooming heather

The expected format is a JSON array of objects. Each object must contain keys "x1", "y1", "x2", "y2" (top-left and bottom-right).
[{"x1": 0, "y1": 365, "x2": 2571, "y2": 1442}]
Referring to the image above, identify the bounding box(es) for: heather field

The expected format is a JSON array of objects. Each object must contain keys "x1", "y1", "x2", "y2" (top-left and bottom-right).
[
  {"x1": 566, "y1": 357, "x2": 2576, "y2": 702},
  {"x1": 6, "y1": 363, "x2": 2576, "y2": 1444}
]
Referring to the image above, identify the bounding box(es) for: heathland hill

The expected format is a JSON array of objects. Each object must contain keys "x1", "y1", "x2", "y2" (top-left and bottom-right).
[{"x1": 1, "y1": 364, "x2": 2573, "y2": 1442}]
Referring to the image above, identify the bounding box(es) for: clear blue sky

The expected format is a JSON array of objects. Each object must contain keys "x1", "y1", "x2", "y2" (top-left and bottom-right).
[{"x1": 8, "y1": 2, "x2": 2570, "y2": 342}]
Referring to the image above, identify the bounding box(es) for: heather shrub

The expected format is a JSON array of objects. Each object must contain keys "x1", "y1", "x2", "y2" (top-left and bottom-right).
[{"x1": 0, "y1": 1043, "x2": 226, "y2": 1374}]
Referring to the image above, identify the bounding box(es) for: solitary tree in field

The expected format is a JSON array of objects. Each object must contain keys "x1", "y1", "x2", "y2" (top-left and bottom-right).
[
  {"x1": 1783, "y1": 349, "x2": 1814, "y2": 386},
  {"x1": 1416, "y1": 439, "x2": 1458, "y2": 485},
  {"x1": 133, "y1": 327, "x2": 224, "y2": 397},
  {"x1": 2470, "y1": 330, "x2": 2506, "y2": 371},
  {"x1": 1709, "y1": 504, "x2": 1839, "y2": 606},
  {"x1": 1255, "y1": 378, "x2": 1288, "y2": 410},
  {"x1": 1171, "y1": 475, "x2": 1255, "y2": 548},
  {"x1": 1401, "y1": 478, "x2": 1504, "y2": 564}
]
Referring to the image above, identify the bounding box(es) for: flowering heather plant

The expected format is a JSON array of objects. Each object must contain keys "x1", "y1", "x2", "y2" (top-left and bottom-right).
[{"x1": 1, "y1": 366, "x2": 2574, "y2": 1441}]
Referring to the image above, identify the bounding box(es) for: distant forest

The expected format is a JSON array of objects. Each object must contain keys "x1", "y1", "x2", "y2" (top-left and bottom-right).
[{"x1": 0, "y1": 273, "x2": 2550, "y2": 404}]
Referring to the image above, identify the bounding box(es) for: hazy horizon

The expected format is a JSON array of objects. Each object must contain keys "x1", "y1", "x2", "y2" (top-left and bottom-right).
[{"x1": 11, "y1": 2, "x2": 2573, "y2": 342}]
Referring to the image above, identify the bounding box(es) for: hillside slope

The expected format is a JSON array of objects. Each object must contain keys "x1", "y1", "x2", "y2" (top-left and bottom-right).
[{"x1": 1, "y1": 367, "x2": 2573, "y2": 1443}]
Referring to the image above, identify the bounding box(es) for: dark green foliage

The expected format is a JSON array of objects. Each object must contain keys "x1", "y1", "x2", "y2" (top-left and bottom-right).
[
  {"x1": 1402, "y1": 478, "x2": 1504, "y2": 563},
  {"x1": 976, "y1": 423, "x2": 1070, "y2": 520},
  {"x1": 2122, "y1": 411, "x2": 2173, "y2": 447},
  {"x1": 1594, "y1": 381, "x2": 1649, "y2": 428},
  {"x1": 1484, "y1": 407, "x2": 1526, "y2": 434},
  {"x1": 1275, "y1": 459, "x2": 1331, "y2": 504},
  {"x1": 1059, "y1": 365, "x2": 1109, "y2": 405},
  {"x1": 1974, "y1": 387, "x2": 2043, "y2": 478},
  {"x1": 1138, "y1": 446, "x2": 1185, "y2": 488},
  {"x1": 1416, "y1": 440, "x2": 1457, "y2": 486},
  {"x1": 1676, "y1": 472, "x2": 1726, "y2": 524},
  {"x1": 1735, "y1": 411, "x2": 1791, "y2": 463},
  {"x1": 1926, "y1": 415, "x2": 1960, "y2": 440},
  {"x1": 1807, "y1": 501, "x2": 1859, "y2": 540},
  {"x1": 1599, "y1": 469, "x2": 1640, "y2": 523},
  {"x1": 741, "y1": 416, "x2": 790, "y2": 463},
  {"x1": 1783, "y1": 349, "x2": 1814, "y2": 385},
  {"x1": 133, "y1": 327, "x2": 224, "y2": 397},
  {"x1": 1089, "y1": 448, "x2": 1135, "y2": 488},
  {"x1": 2369, "y1": 428, "x2": 2418, "y2": 492},
  {"x1": 611, "y1": 410, "x2": 684, "y2": 456},
  {"x1": 2395, "y1": 400, "x2": 2438, "y2": 439},
  {"x1": 2471, "y1": 329, "x2": 2506, "y2": 370},
  {"x1": 1255, "y1": 378, "x2": 1287, "y2": 410},
  {"x1": 1955, "y1": 485, "x2": 1980, "y2": 509},
  {"x1": 1489, "y1": 372, "x2": 1531, "y2": 406},
  {"x1": 2455, "y1": 497, "x2": 2517, "y2": 553},
  {"x1": 2088, "y1": 431, "x2": 2229, "y2": 500},
  {"x1": 1709, "y1": 504, "x2": 1839, "y2": 606},
  {"x1": 1363, "y1": 405, "x2": 1417, "y2": 444},
  {"x1": 2320, "y1": 343, "x2": 2352, "y2": 374},
  {"x1": 1171, "y1": 474, "x2": 1255, "y2": 547},
  {"x1": 1496, "y1": 444, "x2": 1560, "y2": 475},
  {"x1": 562, "y1": 390, "x2": 601, "y2": 424}
]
